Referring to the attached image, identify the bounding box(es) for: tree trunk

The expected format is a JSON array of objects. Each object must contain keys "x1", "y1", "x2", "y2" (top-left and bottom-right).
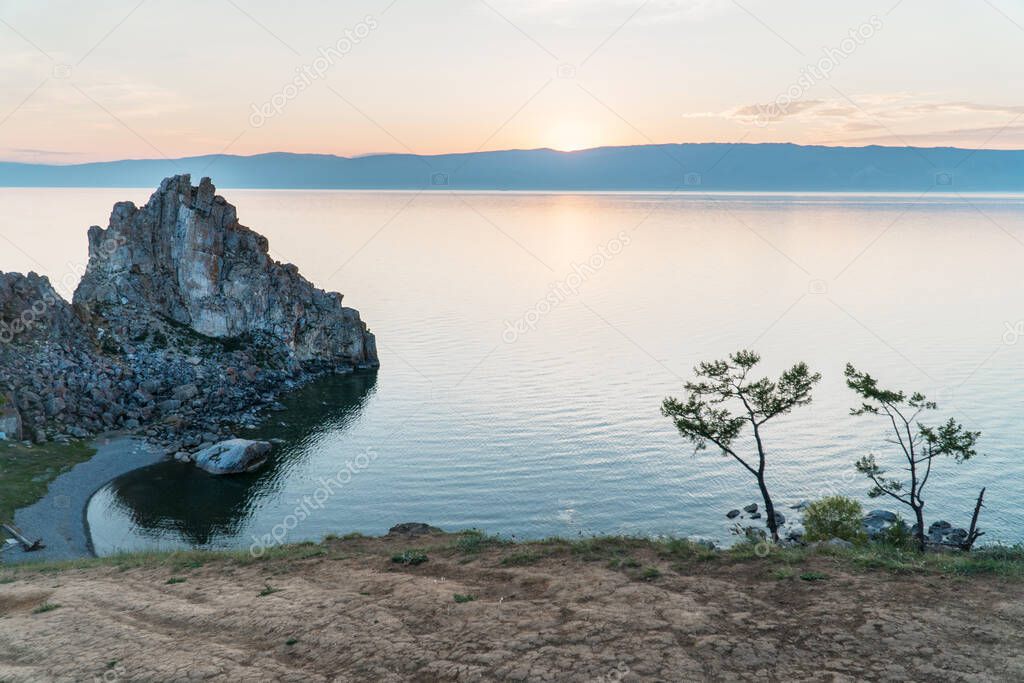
[
  {"x1": 913, "y1": 504, "x2": 926, "y2": 552},
  {"x1": 757, "y1": 476, "x2": 779, "y2": 542}
]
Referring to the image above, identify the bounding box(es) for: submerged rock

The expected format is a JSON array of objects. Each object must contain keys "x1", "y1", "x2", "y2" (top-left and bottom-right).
[{"x1": 193, "y1": 439, "x2": 271, "y2": 475}]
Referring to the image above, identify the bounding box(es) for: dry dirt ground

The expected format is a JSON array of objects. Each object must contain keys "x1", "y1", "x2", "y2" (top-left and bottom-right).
[{"x1": 1, "y1": 533, "x2": 1023, "y2": 682}]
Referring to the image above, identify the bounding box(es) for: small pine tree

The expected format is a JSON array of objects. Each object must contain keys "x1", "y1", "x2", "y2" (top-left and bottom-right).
[
  {"x1": 662, "y1": 350, "x2": 821, "y2": 542},
  {"x1": 845, "y1": 364, "x2": 981, "y2": 551}
]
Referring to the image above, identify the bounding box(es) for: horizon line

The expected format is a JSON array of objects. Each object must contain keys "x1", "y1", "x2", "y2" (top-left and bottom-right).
[{"x1": 4, "y1": 140, "x2": 1023, "y2": 168}]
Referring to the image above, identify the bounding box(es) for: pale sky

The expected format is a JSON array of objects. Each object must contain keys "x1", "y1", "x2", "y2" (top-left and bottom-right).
[{"x1": 1, "y1": 0, "x2": 1022, "y2": 164}]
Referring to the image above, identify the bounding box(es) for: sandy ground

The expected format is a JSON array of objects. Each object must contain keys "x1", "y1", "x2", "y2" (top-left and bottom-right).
[
  {"x1": 8, "y1": 436, "x2": 165, "y2": 563},
  {"x1": 1, "y1": 533, "x2": 1023, "y2": 682}
]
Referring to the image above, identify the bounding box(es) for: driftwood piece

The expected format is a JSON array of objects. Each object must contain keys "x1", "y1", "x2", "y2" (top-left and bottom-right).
[{"x1": 1, "y1": 522, "x2": 45, "y2": 552}]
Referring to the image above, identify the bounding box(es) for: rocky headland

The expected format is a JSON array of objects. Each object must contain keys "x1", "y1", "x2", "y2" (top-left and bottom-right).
[{"x1": 0, "y1": 175, "x2": 377, "y2": 455}]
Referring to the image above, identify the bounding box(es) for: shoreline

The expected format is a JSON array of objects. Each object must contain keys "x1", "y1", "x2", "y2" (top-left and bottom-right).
[{"x1": 6, "y1": 435, "x2": 165, "y2": 564}]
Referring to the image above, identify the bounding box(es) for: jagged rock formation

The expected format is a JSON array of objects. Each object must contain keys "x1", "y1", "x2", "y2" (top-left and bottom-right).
[
  {"x1": 74, "y1": 175, "x2": 377, "y2": 366},
  {"x1": 0, "y1": 176, "x2": 378, "y2": 447},
  {"x1": 0, "y1": 271, "x2": 89, "y2": 346}
]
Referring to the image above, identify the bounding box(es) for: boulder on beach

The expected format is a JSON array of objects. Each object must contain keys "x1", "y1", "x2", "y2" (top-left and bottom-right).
[{"x1": 193, "y1": 439, "x2": 271, "y2": 475}]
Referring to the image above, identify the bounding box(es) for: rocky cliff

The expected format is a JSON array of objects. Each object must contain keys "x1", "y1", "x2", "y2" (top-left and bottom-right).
[
  {"x1": 74, "y1": 175, "x2": 377, "y2": 366},
  {"x1": 0, "y1": 176, "x2": 378, "y2": 447}
]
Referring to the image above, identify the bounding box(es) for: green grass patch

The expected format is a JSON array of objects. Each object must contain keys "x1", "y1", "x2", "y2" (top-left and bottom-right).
[
  {"x1": 453, "y1": 593, "x2": 476, "y2": 603},
  {"x1": 0, "y1": 440, "x2": 95, "y2": 521},
  {"x1": 285, "y1": 638, "x2": 299, "y2": 646},
  {"x1": 391, "y1": 549, "x2": 428, "y2": 566},
  {"x1": 6, "y1": 532, "x2": 1024, "y2": 584},
  {"x1": 165, "y1": 577, "x2": 187, "y2": 585},
  {"x1": 771, "y1": 567, "x2": 795, "y2": 580},
  {"x1": 569, "y1": 536, "x2": 649, "y2": 562},
  {"x1": 454, "y1": 529, "x2": 509, "y2": 555},
  {"x1": 500, "y1": 551, "x2": 546, "y2": 566},
  {"x1": 258, "y1": 584, "x2": 281, "y2": 597},
  {"x1": 32, "y1": 602, "x2": 60, "y2": 614},
  {"x1": 641, "y1": 566, "x2": 662, "y2": 581},
  {"x1": 800, "y1": 571, "x2": 828, "y2": 581}
]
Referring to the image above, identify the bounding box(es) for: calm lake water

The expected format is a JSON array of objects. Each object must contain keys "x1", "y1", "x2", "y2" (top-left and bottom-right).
[{"x1": 3, "y1": 189, "x2": 1023, "y2": 552}]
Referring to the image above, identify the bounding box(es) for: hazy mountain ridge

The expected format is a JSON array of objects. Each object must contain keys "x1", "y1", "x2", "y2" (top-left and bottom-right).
[{"x1": 1, "y1": 143, "x2": 1021, "y2": 191}]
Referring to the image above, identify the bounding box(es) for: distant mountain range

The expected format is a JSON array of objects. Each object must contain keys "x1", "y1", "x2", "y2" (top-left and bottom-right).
[{"x1": 1, "y1": 143, "x2": 1022, "y2": 192}]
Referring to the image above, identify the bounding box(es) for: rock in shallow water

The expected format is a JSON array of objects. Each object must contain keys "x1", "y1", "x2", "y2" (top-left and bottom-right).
[{"x1": 193, "y1": 439, "x2": 271, "y2": 475}]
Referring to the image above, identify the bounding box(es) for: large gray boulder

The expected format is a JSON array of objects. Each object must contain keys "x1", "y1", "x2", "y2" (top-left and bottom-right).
[
  {"x1": 862, "y1": 509, "x2": 907, "y2": 540},
  {"x1": 193, "y1": 439, "x2": 272, "y2": 475},
  {"x1": 73, "y1": 175, "x2": 378, "y2": 367}
]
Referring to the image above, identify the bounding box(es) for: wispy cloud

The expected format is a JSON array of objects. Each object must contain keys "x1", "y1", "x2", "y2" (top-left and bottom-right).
[
  {"x1": 685, "y1": 94, "x2": 1024, "y2": 148},
  {"x1": 489, "y1": 0, "x2": 729, "y2": 25}
]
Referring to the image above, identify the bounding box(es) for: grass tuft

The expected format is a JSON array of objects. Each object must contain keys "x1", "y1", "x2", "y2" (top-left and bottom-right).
[
  {"x1": 641, "y1": 566, "x2": 662, "y2": 581},
  {"x1": 391, "y1": 549, "x2": 428, "y2": 566},
  {"x1": 454, "y1": 529, "x2": 510, "y2": 555},
  {"x1": 32, "y1": 602, "x2": 61, "y2": 614}
]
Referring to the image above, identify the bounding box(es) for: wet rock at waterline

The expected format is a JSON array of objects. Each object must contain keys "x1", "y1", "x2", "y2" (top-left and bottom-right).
[
  {"x1": 193, "y1": 439, "x2": 272, "y2": 475},
  {"x1": 388, "y1": 523, "x2": 444, "y2": 537}
]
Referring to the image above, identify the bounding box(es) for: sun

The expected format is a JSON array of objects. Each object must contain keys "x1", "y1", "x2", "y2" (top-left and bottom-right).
[{"x1": 547, "y1": 121, "x2": 599, "y2": 152}]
